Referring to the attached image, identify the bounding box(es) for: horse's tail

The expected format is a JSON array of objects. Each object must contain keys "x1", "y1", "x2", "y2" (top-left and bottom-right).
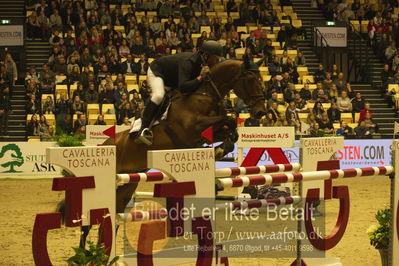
[{"x1": 55, "y1": 198, "x2": 65, "y2": 225}]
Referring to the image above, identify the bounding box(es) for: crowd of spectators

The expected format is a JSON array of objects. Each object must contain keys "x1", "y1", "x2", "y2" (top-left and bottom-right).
[
  {"x1": 23, "y1": 0, "x2": 378, "y2": 139},
  {"x1": 225, "y1": 62, "x2": 378, "y2": 138},
  {"x1": 0, "y1": 54, "x2": 17, "y2": 137}
]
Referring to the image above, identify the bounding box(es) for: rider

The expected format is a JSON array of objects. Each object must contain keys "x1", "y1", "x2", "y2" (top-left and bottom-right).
[{"x1": 130, "y1": 40, "x2": 223, "y2": 144}]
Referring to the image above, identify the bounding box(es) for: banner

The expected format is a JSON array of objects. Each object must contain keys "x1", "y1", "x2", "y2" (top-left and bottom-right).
[
  {"x1": 237, "y1": 127, "x2": 295, "y2": 148},
  {"x1": 86, "y1": 125, "x2": 130, "y2": 145},
  {"x1": 0, "y1": 25, "x2": 23, "y2": 46},
  {"x1": 218, "y1": 139, "x2": 392, "y2": 169},
  {"x1": 314, "y1": 26, "x2": 347, "y2": 47},
  {"x1": 0, "y1": 142, "x2": 61, "y2": 178}
]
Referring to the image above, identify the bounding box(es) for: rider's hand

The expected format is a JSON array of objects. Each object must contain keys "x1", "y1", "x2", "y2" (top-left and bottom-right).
[{"x1": 200, "y1": 65, "x2": 210, "y2": 78}]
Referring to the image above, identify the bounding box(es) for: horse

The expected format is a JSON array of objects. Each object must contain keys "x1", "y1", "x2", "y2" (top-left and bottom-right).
[{"x1": 78, "y1": 59, "x2": 267, "y2": 247}]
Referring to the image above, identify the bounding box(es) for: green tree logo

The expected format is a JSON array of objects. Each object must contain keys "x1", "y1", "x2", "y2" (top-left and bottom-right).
[{"x1": 0, "y1": 144, "x2": 24, "y2": 173}]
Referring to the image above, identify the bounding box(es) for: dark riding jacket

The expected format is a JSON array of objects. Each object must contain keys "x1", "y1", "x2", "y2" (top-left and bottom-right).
[{"x1": 149, "y1": 52, "x2": 203, "y2": 93}]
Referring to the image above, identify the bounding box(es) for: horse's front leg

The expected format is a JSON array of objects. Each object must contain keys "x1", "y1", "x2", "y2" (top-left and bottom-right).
[{"x1": 195, "y1": 115, "x2": 238, "y2": 159}]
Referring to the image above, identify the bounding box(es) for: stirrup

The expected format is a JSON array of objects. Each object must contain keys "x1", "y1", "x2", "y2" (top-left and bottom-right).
[{"x1": 135, "y1": 128, "x2": 153, "y2": 145}]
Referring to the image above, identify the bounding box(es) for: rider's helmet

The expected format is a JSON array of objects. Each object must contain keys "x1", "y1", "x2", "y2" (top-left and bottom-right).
[{"x1": 200, "y1": 40, "x2": 223, "y2": 57}]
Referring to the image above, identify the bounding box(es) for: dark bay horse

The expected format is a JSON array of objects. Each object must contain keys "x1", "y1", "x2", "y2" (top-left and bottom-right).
[
  {"x1": 76, "y1": 59, "x2": 266, "y2": 247},
  {"x1": 103, "y1": 59, "x2": 267, "y2": 214}
]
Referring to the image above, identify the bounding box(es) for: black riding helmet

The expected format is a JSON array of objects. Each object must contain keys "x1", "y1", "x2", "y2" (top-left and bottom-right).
[{"x1": 200, "y1": 40, "x2": 223, "y2": 57}]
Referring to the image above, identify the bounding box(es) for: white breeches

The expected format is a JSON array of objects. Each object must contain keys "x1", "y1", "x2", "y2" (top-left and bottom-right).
[{"x1": 147, "y1": 67, "x2": 165, "y2": 105}]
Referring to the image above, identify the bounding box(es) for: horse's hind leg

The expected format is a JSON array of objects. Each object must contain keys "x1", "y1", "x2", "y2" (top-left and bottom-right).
[
  {"x1": 80, "y1": 225, "x2": 92, "y2": 249},
  {"x1": 116, "y1": 183, "x2": 138, "y2": 213}
]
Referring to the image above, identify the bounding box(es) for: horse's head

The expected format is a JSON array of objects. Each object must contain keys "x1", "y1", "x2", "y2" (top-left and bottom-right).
[{"x1": 233, "y1": 58, "x2": 267, "y2": 119}]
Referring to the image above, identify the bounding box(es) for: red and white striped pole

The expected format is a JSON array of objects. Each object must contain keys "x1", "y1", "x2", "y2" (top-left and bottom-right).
[
  {"x1": 116, "y1": 163, "x2": 301, "y2": 185},
  {"x1": 216, "y1": 196, "x2": 302, "y2": 211},
  {"x1": 118, "y1": 209, "x2": 168, "y2": 222},
  {"x1": 219, "y1": 166, "x2": 394, "y2": 188}
]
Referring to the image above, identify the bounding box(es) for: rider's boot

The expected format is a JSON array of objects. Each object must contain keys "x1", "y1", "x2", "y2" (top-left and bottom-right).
[{"x1": 129, "y1": 101, "x2": 159, "y2": 145}]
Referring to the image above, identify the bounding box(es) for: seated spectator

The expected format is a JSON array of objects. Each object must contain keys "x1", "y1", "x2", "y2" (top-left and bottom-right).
[
  {"x1": 381, "y1": 64, "x2": 394, "y2": 88},
  {"x1": 299, "y1": 83, "x2": 312, "y2": 101},
  {"x1": 73, "y1": 113, "x2": 87, "y2": 134},
  {"x1": 73, "y1": 83, "x2": 85, "y2": 101},
  {"x1": 280, "y1": 72, "x2": 293, "y2": 91},
  {"x1": 385, "y1": 41, "x2": 396, "y2": 62},
  {"x1": 288, "y1": 112, "x2": 301, "y2": 133},
  {"x1": 84, "y1": 83, "x2": 99, "y2": 104},
  {"x1": 38, "y1": 114, "x2": 53, "y2": 141},
  {"x1": 80, "y1": 47, "x2": 93, "y2": 67},
  {"x1": 268, "y1": 91, "x2": 285, "y2": 107},
  {"x1": 305, "y1": 112, "x2": 317, "y2": 129},
  {"x1": 329, "y1": 84, "x2": 339, "y2": 102},
  {"x1": 40, "y1": 72, "x2": 55, "y2": 94},
  {"x1": 355, "y1": 120, "x2": 373, "y2": 138},
  {"x1": 358, "y1": 102, "x2": 372, "y2": 123},
  {"x1": 336, "y1": 121, "x2": 353, "y2": 136},
  {"x1": 286, "y1": 101, "x2": 299, "y2": 121},
  {"x1": 393, "y1": 50, "x2": 399, "y2": 71},
  {"x1": 0, "y1": 64, "x2": 11, "y2": 89},
  {"x1": 26, "y1": 80, "x2": 39, "y2": 99},
  {"x1": 283, "y1": 83, "x2": 296, "y2": 103},
  {"x1": 42, "y1": 96, "x2": 55, "y2": 114},
  {"x1": 94, "y1": 115, "x2": 107, "y2": 125},
  {"x1": 26, "y1": 114, "x2": 40, "y2": 137},
  {"x1": 295, "y1": 51, "x2": 306, "y2": 66},
  {"x1": 322, "y1": 72, "x2": 334, "y2": 90},
  {"x1": 68, "y1": 65, "x2": 80, "y2": 84},
  {"x1": 118, "y1": 39, "x2": 130, "y2": 58},
  {"x1": 312, "y1": 85, "x2": 330, "y2": 103},
  {"x1": 344, "y1": 82, "x2": 355, "y2": 99},
  {"x1": 275, "y1": 113, "x2": 289, "y2": 126},
  {"x1": 330, "y1": 64, "x2": 339, "y2": 80},
  {"x1": 337, "y1": 91, "x2": 352, "y2": 112},
  {"x1": 25, "y1": 66, "x2": 40, "y2": 85},
  {"x1": 222, "y1": 96, "x2": 233, "y2": 113},
  {"x1": 26, "y1": 94, "x2": 40, "y2": 114},
  {"x1": 53, "y1": 55, "x2": 67, "y2": 75},
  {"x1": 71, "y1": 95, "x2": 85, "y2": 115},
  {"x1": 244, "y1": 114, "x2": 260, "y2": 127},
  {"x1": 277, "y1": 25, "x2": 288, "y2": 47},
  {"x1": 293, "y1": 93, "x2": 308, "y2": 112},
  {"x1": 312, "y1": 101, "x2": 325, "y2": 120},
  {"x1": 310, "y1": 122, "x2": 323, "y2": 136},
  {"x1": 334, "y1": 72, "x2": 346, "y2": 92},
  {"x1": 315, "y1": 64, "x2": 326, "y2": 82},
  {"x1": 27, "y1": 12, "x2": 41, "y2": 39},
  {"x1": 55, "y1": 93, "x2": 70, "y2": 126},
  {"x1": 59, "y1": 114, "x2": 73, "y2": 135},
  {"x1": 80, "y1": 71, "x2": 98, "y2": 90},
  {"x1": 261, "y1": 112, "x2": 275, "y2": 127},
  {"x1": 135, "y1": 54, "x2": 149, "y2": 76},
  {"x1": 99, "y1": 83, "x2": 116, "y2": 104},
  {"x1": 121, "y1": 54, "x2": 136, "y2": 75},
  {"x1": 317, "y1": 112, "x2": 334, "y2": 134},
  {"x1": 280, "y1": 50, "x2": 289, "y2": 65},
  {"x1": 362, "y1": 112, "x2": 378, "y2": 131},
  {"x1": 327, "y1": 102, "x2": 341, "y2": 123},
  {"x1": 268, "y1": 102, "x2": 280, "y2": 122},
  {"x1": 114, "y1": 81, "x2": 128, "y2": 103},
  {"x1": 116, "y1": 93, "x2": 134, "y2": 123},
  {"x1": 351, "y1": 92, "x2": 366, "y2": 114}
]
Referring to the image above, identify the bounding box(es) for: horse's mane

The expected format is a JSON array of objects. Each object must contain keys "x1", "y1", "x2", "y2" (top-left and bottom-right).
[{"x1": 210, "y1": 60, "x2": 242, "y2": 80}]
